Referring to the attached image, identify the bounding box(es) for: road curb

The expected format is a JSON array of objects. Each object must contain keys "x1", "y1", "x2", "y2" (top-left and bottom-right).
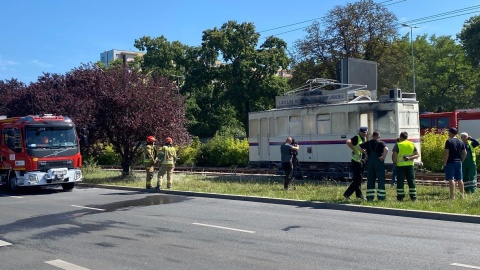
[{"x1": 77, "y1": 183, "x2": 480, "y2": 224}]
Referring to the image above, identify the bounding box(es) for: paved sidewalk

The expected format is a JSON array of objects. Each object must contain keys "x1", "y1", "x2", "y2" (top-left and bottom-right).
[{"x1": 77, "y1": 183, "x2": 480, "y2": 224}]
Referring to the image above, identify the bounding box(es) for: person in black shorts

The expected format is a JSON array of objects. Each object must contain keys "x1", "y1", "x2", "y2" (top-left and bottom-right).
[{"x1": 443, "y1": 127, "x2": 467, "y2": 199}]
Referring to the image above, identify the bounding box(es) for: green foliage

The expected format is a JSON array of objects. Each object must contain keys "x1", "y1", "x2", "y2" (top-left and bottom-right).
[
  {"x1": 458, "y1": 15, "x2": 480, "y2": 67},
  {"x1": 177, "y1": 136, "x2": 202, "y2": 166},
  {"x1": 292, "y1": 0, "x2": 399, "y2": 92},
  {"x1": 198, "y1": 134, "x2": 249, "y2": 167},
  {"x1": 94, "y1": 144, "x2": 120, "y2": 165},
  {"x1": 420, "y1": 129, "x2": 448, "y2": 171},
  {"x1": 414, "y1": 35, "x2": 480, "y2": 112},
  {"x1": 82, "y1": 156, "x2": 101, "y2": 174}
]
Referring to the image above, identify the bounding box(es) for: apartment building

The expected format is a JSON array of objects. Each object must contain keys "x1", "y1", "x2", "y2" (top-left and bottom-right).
[{"x1": 100, "y1": 49, "x2": 145, "y2": 66}]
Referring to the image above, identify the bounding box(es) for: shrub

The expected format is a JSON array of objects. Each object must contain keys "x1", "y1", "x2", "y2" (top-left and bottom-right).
[
  {"x1": 420, "y1": 128, "x2": 448, "y2": 172},
  {"x1": 95, "y1": 144, "x2": 121, "y2": 165},
  {"x1": 177, "y1": 136, "x2": 201, "y2": 166},
  {"x1": 196, "y1": 134, "x2": 249, "y2": 167}
]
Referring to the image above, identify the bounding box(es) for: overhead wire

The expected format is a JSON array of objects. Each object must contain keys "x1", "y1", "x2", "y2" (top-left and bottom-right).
[
  {"x1": 263, "y1": 2, "x2": 480, "y2": 38},
  {"x1": 259, "y1": 0, "x2": 404, "y2": 34}
]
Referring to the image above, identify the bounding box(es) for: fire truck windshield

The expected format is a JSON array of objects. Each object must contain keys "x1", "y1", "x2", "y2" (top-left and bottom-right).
[{"x1": 26, "y1": 127, "x2": 78, "y2": 148}]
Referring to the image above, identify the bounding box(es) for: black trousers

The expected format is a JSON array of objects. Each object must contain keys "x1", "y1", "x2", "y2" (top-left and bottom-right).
[
  {"x1": 344, "y1": 160, "x2": 365, "y2": 198},
  {"x1": 282, "y1": 161, "x2": 293, "y2": 188}
]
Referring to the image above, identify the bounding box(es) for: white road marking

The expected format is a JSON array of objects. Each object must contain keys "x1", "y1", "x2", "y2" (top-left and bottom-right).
[
  {"x1": 0, "y1": 240, "x2": 13, "y2": 247},
  {"x1": 45, "y1": 259, "x2": 89, "y2": 270},
  {"x1": 192, "y1": 222, "x2": 255, "y2": 233},
  {"x1": 9, "y1": 196, "x2": 23, "y2": 199},
  {"x1": 70, "y1": 205, "x2": 105, "y2": 211},
  {"x1": 452, "y1": 263, "x2": 480, "y2": 269}
]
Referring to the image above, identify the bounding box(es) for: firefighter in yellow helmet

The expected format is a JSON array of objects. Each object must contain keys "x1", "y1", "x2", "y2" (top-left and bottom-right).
[
  {"x1": 156, "y1": 137, "x2": 177, "y2": 189},
  {"x1": 144, "y1": 136, "x2": 157, "y2": 189}
]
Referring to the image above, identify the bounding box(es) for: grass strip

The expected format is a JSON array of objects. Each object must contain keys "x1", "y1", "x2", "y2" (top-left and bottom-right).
[{"x1": 82, "y1": 169, "x2": 480, "y2": 216}]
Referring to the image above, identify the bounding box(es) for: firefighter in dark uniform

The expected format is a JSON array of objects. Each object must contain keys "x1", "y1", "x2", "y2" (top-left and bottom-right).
[
  {"x1": 343, "y1": 127, "x2": 368, "y2": 200},
  {"x1": 392, "y1": 131, "x2": 419, "y2": 201},
  {"x1": 156, "y1": 137, "x2": 177, "y2": 189},
  {"x1": 357, "y1": 131, "x2": 388, "y2": 201},
  {"x1": 460, "y1": 132, "x2": 479, "y2": 193},
  {"x1": 143, "y1": 136, "x2": 157, "y2": 189}
]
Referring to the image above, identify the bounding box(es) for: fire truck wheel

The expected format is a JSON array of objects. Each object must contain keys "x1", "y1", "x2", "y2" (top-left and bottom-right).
[
  {"x1": 8, "y1": 177, "x2": 18, "y2": 192},
  {"x1": 61, "y1": 183, "x2": 75, "y2": 191}
]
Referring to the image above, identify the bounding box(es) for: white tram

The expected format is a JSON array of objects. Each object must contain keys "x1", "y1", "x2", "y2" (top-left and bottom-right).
[{"x1": 248, "y1": 79, "x2": 421, "y2": 179}]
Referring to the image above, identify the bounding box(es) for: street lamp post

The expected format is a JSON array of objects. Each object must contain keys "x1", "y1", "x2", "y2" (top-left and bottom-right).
[{"x1": 402, "y1": 23, "x2": 418, "y2": 93}]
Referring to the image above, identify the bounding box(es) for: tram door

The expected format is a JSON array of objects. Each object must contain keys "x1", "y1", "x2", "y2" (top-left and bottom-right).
[{"x1": 259, "y1": 118, "x2": 270, "y2": 161}]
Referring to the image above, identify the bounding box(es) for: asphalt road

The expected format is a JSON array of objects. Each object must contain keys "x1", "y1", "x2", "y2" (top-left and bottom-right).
[{"x1": 0, "y1": 186, "x2": 479, "y2": 270}]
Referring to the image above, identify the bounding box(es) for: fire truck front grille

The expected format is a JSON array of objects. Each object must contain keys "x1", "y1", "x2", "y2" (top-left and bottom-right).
[{"x1": 37, "y1": 160, "x2": 74, "y2": 171}]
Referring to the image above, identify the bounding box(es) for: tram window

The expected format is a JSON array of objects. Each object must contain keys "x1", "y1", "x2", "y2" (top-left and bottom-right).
[
  {"x1": 277, "y1": 116, "x2": 288, "y2": 136},
  {"x1": 437, "y1": 117, "x2": 449, "y2": 128},
  {"x1": 377, "y1": 110, "x2": 395, "y2": 133},
  {"x1": 289, "y1": 116, "x2": 302, "y2": 135},
  {"x1": 348, "y1": 112, "x2": 358, "y2": 133},
  {"x1": 317, "y1": 114, "x2": 331, "y2": 134},
  {"x1": 302, "y1": 115, "x2": 316, "y2": 135},
  {"x1": 332, "y1": 113, "x2": 347, "y2": 134},
  {"x1": 249, "y1": 119, "x2": 258, "y2": 138}
]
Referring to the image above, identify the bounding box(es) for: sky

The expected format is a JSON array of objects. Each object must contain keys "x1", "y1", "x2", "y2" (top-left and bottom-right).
[{"x1": 1, "y1": 0, "x2": 479, "y2": 84}]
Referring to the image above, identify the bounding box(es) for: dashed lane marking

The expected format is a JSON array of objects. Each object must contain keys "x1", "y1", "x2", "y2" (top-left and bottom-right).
[
  {"x1": 0, "y1": 240, "x2": 13, "y2": 247},
  {"x1": 45, "y1": 259, "x2": 90, "y2": 270},
  {"x1": 70, "y1": 205, "x2": 105, "y2": 211},
  {"x1": 9, "y1": 196, "x2": 23, "y2": 199},
  {"x1": 192, "y1": 222, "x2": 255, "y2": 233},
  {"x1": 452, "y1": 263, "x2": 480, "y2": 269}
]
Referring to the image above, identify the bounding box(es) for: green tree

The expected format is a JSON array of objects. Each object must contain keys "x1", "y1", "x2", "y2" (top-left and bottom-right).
[
  {"x1": 458, "y1": 15, "x2": 480, "y2": 67},
  {"x1": 134, "y1": 35, "x2": 189, "y2": 85},
  {"x1": 414, "y1": 35, "x2": 480, "y2": 112},
  {"x1": 1, "y1": 64, "x2": 190, "y2": 175},
  {"x1": 199, "y1": 21, "x2": 290, "y2": 134},
  {"x1": 292, "y1": 0, "x2": 399, "y2": 94}
]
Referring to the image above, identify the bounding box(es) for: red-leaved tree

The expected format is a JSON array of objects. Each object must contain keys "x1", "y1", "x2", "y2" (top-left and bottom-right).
[{"x1": 2, "y1": 64, "x2": 190, "y2": 174}]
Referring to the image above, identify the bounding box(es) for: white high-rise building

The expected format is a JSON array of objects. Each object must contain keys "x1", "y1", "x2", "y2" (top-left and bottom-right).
[{"x1": 100, "y1": 49, "x2": 145, "y2": 66}]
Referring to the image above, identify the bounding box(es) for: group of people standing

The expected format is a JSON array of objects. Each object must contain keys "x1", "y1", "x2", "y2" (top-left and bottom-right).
[
  {"x1": 343, "y1": 126, "x2": 478, "y2": 201},
  {"x1": 143, "y1": 136, "x2": 178, "y2": 190}
]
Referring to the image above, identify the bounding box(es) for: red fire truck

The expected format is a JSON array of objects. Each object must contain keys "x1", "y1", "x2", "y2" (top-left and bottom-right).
[
  {"x1": 0, "y1": 114, "x2": 84, "y2": 191},
  {"x1": 420, "y1": 110, "x2": 480, "y2": 139}
]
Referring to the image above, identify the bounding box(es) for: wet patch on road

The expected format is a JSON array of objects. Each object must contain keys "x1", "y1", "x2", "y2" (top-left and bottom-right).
[{"x1": 91, "y1": 194, "x2": 190, "y2": 212}]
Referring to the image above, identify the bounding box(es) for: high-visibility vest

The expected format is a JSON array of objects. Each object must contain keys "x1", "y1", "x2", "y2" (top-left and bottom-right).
[
  {"x1": 143, "y1": 144, "x2": 156, "y2": 166},
  {"x1": 466, "y1": 141, "x2": 476, "y2": 163},
  {"x1": 396, "y1": 140, "x2": 415, "y2": 167},
  {"x1": 159, "y1": 145, "x2": 177, "y2": 165},
  {"x1": 351, "y1": 135, "x2": 364, "y2": 162}
]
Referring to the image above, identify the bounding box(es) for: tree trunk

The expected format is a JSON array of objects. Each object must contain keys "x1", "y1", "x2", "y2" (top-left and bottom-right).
[{"x1": 121, "y1": 160, "x2": 131, "y2": 176}]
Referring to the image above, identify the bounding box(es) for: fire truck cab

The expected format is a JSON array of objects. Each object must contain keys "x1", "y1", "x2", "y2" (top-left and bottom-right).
[{"x1": 0, "y1": 114, "x2": 83, "y2": 191}]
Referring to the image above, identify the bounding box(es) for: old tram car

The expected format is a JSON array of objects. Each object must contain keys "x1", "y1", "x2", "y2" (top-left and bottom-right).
[{"x1": 248, "y1": 79, "x2": 421, "y2": 179}]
